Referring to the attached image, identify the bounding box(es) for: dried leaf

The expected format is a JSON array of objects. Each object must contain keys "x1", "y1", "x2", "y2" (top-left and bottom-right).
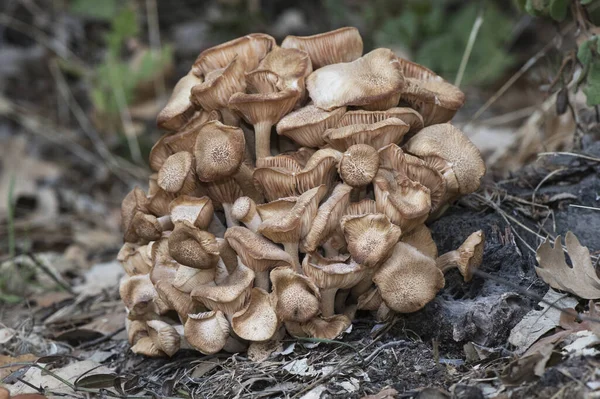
[
  {"x1": 501, "y1": 342, "x2": 554, "y2": 385},
  {"x1": 361, "y1": 387, "x2": 398, "y2": 399},
  {"x1": 75, "y1": 373, "x2": 117, "y2": 388},
  {"x1": 535, "y1": 232, "x2": 600, "y2": 299}
]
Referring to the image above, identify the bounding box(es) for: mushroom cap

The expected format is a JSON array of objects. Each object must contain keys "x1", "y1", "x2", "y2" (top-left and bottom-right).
[
  {"x1": 270, "y1": 267, "x2": 321, "y2": 322},
  {"x1": 118, "y1": 243, "x2": 152, "y2": 276},
  {"x1": 172, "y1": 264, "x2": 216, "y2": 293},
  {"x1": 155, "y1": 280, "x2": 200, "y2": 322},
  {"x1": 302, "y1": 183, "x2": 353, "y2": 253},
  {"x1": 224, "y1": 226, "x2": 294, "y2": 272},
  {"x1": 190, "y1": 262, "x2": 255, "y2": 314},
  {"x1": 168, "y1": 221, "x2": 220, "y2": 269},
  {"x1": 337, "y1": 107, "x2": 423, "y2": 133},
  {"x1": 184, "y1": 310, "x2": 230, "y2": 355},
  {"x1": 231, "y1": 196, "x2": 258, "y2": 225},
  {"x1": 121, "y1": 186, "x2": 148, "y2": 243},
  {"x1": 169, "y1": 195, "x2": 214, "y2": 229},
  {"x1": 344, "y1": 199, "x2": 378, "y2": 217},
  {"x1": 156, "y1": 71, "x2": 202, "y2": 131},
  {"x1": 206, "y1": 177, "x2": 243, "y2": 205},
  {"x1": 302, "y1": 253, "x2": 366, "y2": 290},
  {"x1": 163, "y1": 110, "x2": 222, "y2": 154},
  {"x1": 324, "y1": 118, "x2": 410, "y2": 151},
  {"x1": 126, "y1": 319, "x2": 148, "y2": 345},
  {"x1": 341, "y1": 213, "x2": 402, "y2": 268},
  {"x1": 256, "y1": 46, "x2": 313, "y2": 91},
  {"x1": 302, "y1": 314, "x2": 351, "y2": 339},
  {"x1": 231, "y1": 287, "x2": 279, "y2": 341},
  {"x1": 456, "y1": 230, "x2": 485, "y2": 282},
  {"x1": 401, "y1": 224, "x2": 438, "y2": 259},
  {"x1": 229, "y1": 88, "x2": 300, "y2": 126},
  {"x1": 119, "y1": 274, "x2": 157, "y2": 317},
  {"x1": 295, "y1": 148, "x2": 342, "y2": 194},
  {"x1": 245, "y1": 69, "x2": 282, "y2": 93},
  {"x1": 194, "y1": 121, "x2": 246, "y2": 182},
  {"x1": 276, "y1": 105, "x2": 346, "y2": 148},
  {"x1": 357, "y1": 286, "x2": 383, "y2": 311},
  {"x1": 403, "y1": 124, "x2": 485, "y2": 195},
  {"x1": 281, "y1": 27, "x2": 363, "y2": 69},
  {"x1": 306, "y1": 48, "x2": 404, "y2": 111},
  {"x1": 149, "y1": 237, "x2": 178, "y2": 284},
  {"x1": 157, "y1": 151, "x2": 196, "y2": 194},
  {"x1": 131, "y1": 212, "x2": 164, "y2": 242},
  {"x1": 146, "y1": 319, "x2": 181, "y2": 357},
  {"x1": 131, "y1": 336, "x2": 166, "y2": 357},
  {"x1": 258, "y1": 147, "x2": 316, "y2": 170},
  {"x1": 146, "y1": 188, "x2": 176, "y2": 217},
  {"x1": 338, "y1": 144, "x2": 380, "y2": 187},
  {"x1": 253, "y1": 166, "x2": 297, "y2": 202},
  {"x1": 190, "y1": 56, "x2": 246, "y2": 111},
  {"x1": 401, "y1": 78, "x2": 465, "y2": 126},
  {"x1": 193, "y1": 33, "x2": 275, "y2": 76},
  {"x1": 373, "y1": 242, "x2": 445, "y2": 313}
]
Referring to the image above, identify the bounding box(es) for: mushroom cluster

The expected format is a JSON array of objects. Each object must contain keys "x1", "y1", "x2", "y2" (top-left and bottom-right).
[{"x1": 118, "y1": 27, "x2": 486, "y2": 358}]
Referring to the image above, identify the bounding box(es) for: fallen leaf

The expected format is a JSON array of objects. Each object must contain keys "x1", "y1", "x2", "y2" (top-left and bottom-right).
[
  {"x1": 0, "y1": 328, "x2": 16, "y2": 344},
  {"x1": 562, "y1": 330, "x2": 600, "y2": 356},
  {"x1": 500, "y1": 342, "x2": 554, "y2": 386},
  {"x1": 361, "y1": 387, "x2": 398, "y2": 399},
  {"x1": 535, "y1": 232, "x2": 600, "y2": 299},
  {"x1": 0, "y1": 354, "x2": 38, "y2": 380},
  {"x1": 283, "y1": 358, "x2": 317, "y2": 377},
  {"x1": 30, "y1": 292, "x2": 73, "y2": 308},
  {"x1": 190, "y1": 360, "x2": 221, "y2": 378},
  {"x1": 73, "y1": 261, "x2": 124, "y2": 298},
  {"x1": 299, "y1": 385, "x2": 327, "y2": 399}
]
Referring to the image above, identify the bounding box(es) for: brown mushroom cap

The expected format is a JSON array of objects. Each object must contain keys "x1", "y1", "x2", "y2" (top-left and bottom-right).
[
  {"x1": 231, "y1": 196, "x2": 261, "y2": 232},
  {"x1": 401, "y1": 224, "x2": 438, "y2": 259},
  {"x1": 256, "y1": 46, "x2": 312, "y2": 96},
  {"x1": 126, "y1": 319, "x2": 148, "y2": 345},
  {"x1": 373, "y1": 242, "x2": 445, "y2": 313},
  {"x1": 281, "y1": 27, "x2": 363, "y2": 69},
  {"x1": 231, "y1": 287, "x2": 279, "y2": 341},
  {"x1": 146, "y1": 319, "x2": 180, "y2": 357},
  {"x1": 131, "y1": 336, "x2": 165, "y2": 357},
  {"x1": 157, "y1": 151, "x2": 197, "y2": 194},
  {"x1": 296, "y1": 148, "x2": 342, "y2": 193},
  {"x1": 337, "y1": 107, "x2": 424, "y2": 133},
  {"x1": 157, "y1": 71, "x2": 202, "y2": 131},
  {"x1": 190, "y1": 56, "x2": 246, "y2": 111},
  {"x1": 169, "y1": 195, "x2": 214, "y2": 229},
  {"x1": 302, "y1": 314, "x2": 352, "y2": 339},
  {"x1": 403, "y1": 124, "x2": 485, "y2": 196},
  {"x1": 341, "y1": 213, "x2": 402, "y2": 268},
  {"x1": 437, "y1": 230, "x2": 484, "y2": 282},
  {"x1": 184, "y1": 310, "x2": 230, "y2": 355},
  {"x1": 122, "y1": 187, "x2": 148, "y2": 243},
  {"x1": 118, "y1": 243, "x2": 152, "y2": 276},
  {"x1": 149, "y1": 238, "x2": 178, "y2": 284},
  {"x1": 306, "y1": 48, "x2": 404, "y2": 111},
  {"x1": 119, "y1": 274, "x2": 158, "y2": 319},
  {"x1": 338, "y1": 144, "x2": 380, "y2": 187},
  {"x1": 194, "y1": 121, "x2": 246, "y2": 182},
  {"x1": 168, "y1": 221, "x2": 220, "y2": 269},
  {"x1": 155, "y1": 280, "x2": 200, "y2": 322},
  {"x1": 276, "y1": 105, "x2": 346, "y2": 148},
  {"x1": 270, "y1": 267, "x2": 321, "y2": 322},
  {"x1": 172, "y1": 264, "x2": 216, "y2": 293},
  {"x1": 357, "y1": 286, "x2": 383, "y2": 311},
  {"x1": 324, "y1": 118, "x2": 410, "y2": 151}
]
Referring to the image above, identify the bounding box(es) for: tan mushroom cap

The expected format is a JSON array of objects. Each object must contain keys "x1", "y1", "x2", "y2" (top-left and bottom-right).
[
  {"x1": 191, "y1": 262, "x2": 255, "y2": 314},
  {"x1": 231, "y1": 287, "x2": 279, "y2": 342},
  {"x1": 190, "y1": 56, "x2": 246, "y2": 111},
  {"x1": 256, "y1": 46, "x2": 312, "y2": 92},
  {"x1": 276, "y1": 105, "x2": 346, "y2": 148},
  {"x1": 337, "y1": 107, "x2": 424, "y2": 133},
  {"x1": 131, "y1": 336, "x2": 165, "y2": 357},
  {"x1": 149, "y1": 237, "x2": 178, "y2": 284},
  {"x1": 306, "y1": 48, "x2": 404, "y2": 111},
  {"x1": 338, "y1": 144, "x2": 380, "y2": 187},
  {"x1": 324, "y1": 118, "x2": 410, "y2": 151},
  {"x1": 157, "y1": 151, "x2": 196, "y2": 194},
  {"x1": 281, "y1": 27, "x2": 363, "y2": 69},
  {"x1": 131, "y1": 212, "x2": 169, "y2": 242},
  {"x1": 253, "y1": 167, "x2": 297, "y2": 202},
  {"x1": 302, "y1": 314, "x2": 352, "y2": 339},
  {"x1": 126, "y1": 319, "x2": 148, "y2": 345},
  {"x1": 404, "y1": 124, "x2": 485, "y2": 195},
  {"x1": 162, "y1": 109, "x2": 222, "y2": 155},
  {"x1": 357, "y1": 286, "x2": 383, "y2": 311},
  {"x1": 184, "y1": 310, "x2": 230, "y2": 355},
  {"x1": 172, "y1": 264, "x2": 216, "y2": 293},
  {"x1": 344, "y1": 199, "x2": 378, "y2": 217},
  {"x1": 205, "y1": 177, "x2": 244, "y2": 223},
  {"x1": 193, "y1": 33, "x2": 276, "y2": 76},
  {"x1": 194, "y1": 121, "x2": 246, "y2": 182},
  {"x1": 270, "y1": 267, "x2": 321, "y2": 322},
  {"x1": 157, "y1": 70, "x2": 202, "y2": 131},
  {"x1": 245, "y1": 69, "x2": 282, "y2": 93},
  {"x1": 122, "y1": 186, "x2": 148, "y2": 243},
  {"x1": 231, "y1": 196, "x2": 261, "y2": 232},
  {"x1": 302, "y1": 183, "x2": 353, "y2": 253},
  {"x1": 437, "y1": 230, "x2": 484, "y2": 282},
  {"x1": 146, "y1": 319, "x2": 180, "y2": 357},
  {"x1": 155, "y1": 280, "x2": 200, "y2": 322},
  {"x1": 373, "y1": 242, "x2": 445, "y2": 313},
  {"x1": 341, "y1": 213, "x2": 402, "y2": 268},
  {"x1": 146, "y1": 188, "x2": 176, "y2": 217},
  {"x1": 119, "y1": 274, "x2": 158, "y2": 318},
  {"x1": 118, "y1": 243, "x2": 152, "y2": 276},
  {"x1": 401, "y1": 224, "x2": 438, "y2": 259},
  {"x1": 169, "y1": 195, "x2": 214, "y2": 229},
  {"x1": 168, "y1": 221, "x2": 219, "y2": 269}
]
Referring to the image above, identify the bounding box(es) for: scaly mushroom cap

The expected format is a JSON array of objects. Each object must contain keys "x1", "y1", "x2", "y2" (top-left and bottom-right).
[
  {"x1": 338, "y1": 144, "x2": 380, "y2": 187},
  {"x1": 172, "y1": 264, "x2": 216, "y2": 293},
  {"x1": 276, "y1": 105, "x2": 346, "y2": 148},
  {"x1": 231, "y1": 287, "x2": 279, "y2": 341},
  {"x1": 194, "y1": 121, "x2": 246, "y2": 182},
  {"x1": 190, "y1": 57, "x2": 246, "y2": 111},
  {"x1": 190, "y1": 262, "x2": 255, "y2": 314},
  {"x1": 158, "y1": 151, "x2": 197, "y2": 194},
  {"x1": 324, "y1": 118, "x2": 410, "y2": 151},
  {"x1": 126, "y1": 319, "x2": 148, "y2": 345},
  {"x1": 131, "y1": 212, "x2": 166, "y2": 242},
  {"x1": 281, "y1": 27, "x2": 363, "y2": 69},
  {"x1": 168, "y1": 221, "x2": 220, "y2": 269},
  {"x1": 193, "y1": 33, "x2": 276, "y2": 76},
  {"x1": 302, "y1": 183, "x2": 353, "y2": 253},
  {"x1": 231, "y1": 196, "x2": 260, "y2": 231},
  {"x1": 337, "y1": 107, "x2": 424, "y2": 133},
  {"x1": 118, "y1": 243, "x2": 152, "y2": 276},
  {"x1": 119, "y1": 274, "x2": 158, "y2": 318},
  {"x1": 401, "y1": 224, "x2": 438, "y2": 259},
  {"x1": 224, "y1": 226, "x2": 294, "y2": 272},
  {"x1": 373, "y1": 242, "x2": 445, "y2": 313},
  {"x1": 155, "y1": 280, "x2": 200, "y2": 322},
  {"x1": 270, "y1": 267, "x2": 321, "y2": 322},
  {"x1": 357, "y1": 286, "x2": 383, "y2": 311},
  {"x1": 404, "y1": 124, "x2": 485, "y2": 195},
  {"x1": 302, "y1": 253, "x2": 366, "y2": 290},
  {"x1": 306, "y1": 48, "x2": 404, "y2": 111},
  {"x1": 131, "y1": 336, "x2": 165, "y2": 357},
  {"x1": 256, "y1": 46, "x2": 312, "y2": 94},
  {"x1": 122, "y1": 187, "x2": 148, "y2": 243},
  {"x1": 157, "y1": 70, "x2": 202, "y2": 131},
  {"x1": 341, "y1": 213, "x2": 402, "y2": 268},
  {"x1": 146, "y1": 320, "x2": 180, "y2": 357},
  {"x1": 302, "y1": 314, "x2": 351, "y2": 339},
  {"x1": 169, "y1": 195, "x2": 214, "y2": 229},
  {"x1": 184, "y1": 310, "x2": 230, "y2": 355}
]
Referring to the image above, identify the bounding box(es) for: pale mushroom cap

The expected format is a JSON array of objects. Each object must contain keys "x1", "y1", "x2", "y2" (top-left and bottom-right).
[
  {"x1": 121, "y1": 186, "x2": 148, "y2": 242},
  {"x1": 404, "y1": 124, "x2": 485, "y2": 195},
  {"x1": 150, "y1": 237, "x2": 179, "y2": 284},
  {"x1": 231, "y1": 196, "x2": 257, "y2": 225},
  {"x1": 224, "y1": 226, "x2": 294, "y2": 272},
  {"x1": 118, "y1": 243, "x2": 152, "y2": 276},
  {"x1": 156, "y1": 71, "x2": 202, "y2": 131},
  {"x1": 257, "y1": 46, "x2": 313, "y2": 89},
  {"x1": 373, "y1": 242, "x2": 445, "y2": 313},
  {"x1": 270, "y1": 267, "x2": 321, "y2": 322},
  {"x1": 168, "y1": 221, "x2": 220, "y2": 269},
  {"x1": 172, "y1": 264, "x2": 216, "y2": 293},
  {"x1": 157, "y1": 151, "x2": 196, "y2": 194},
  {"x1": 146, "y1": 188, "x2": 176, "y2": 217},
  {"x1": 155, "y1": 280, "x2": 199, "y2": 322},
  {"x1": 401, "y1": 78, "x2": 465, "y2": 125},
  {"x1": 253, "y1": 167, "x2": 297, "y2": 202},
  {"x1": 281, "y1": 27, "x2": 363, "y2": 69},
  {"x1": 131, "y1": 336, "x2": 165, "y2": 357},
  {"x1": 132, "y1": 212, "x2": 163, "y2": 242},
  {"x1": 231, "y1": 287, "x2": 279, "y2": 341},
  {"x1": 306, "y1": 48, "x2": 404, "y2": 111},
  {"x1": 169, "y1": 195, "x2": 214, "y2": 229},
  {"x1": 295, "y1": 148, "x2": 342, "y2": 194},
  {"x1": 276, "y1": 105, "x2": 347, "y2": 148},
  {"x1": 119, "y1": 274, "x2": 157, "y2": 315},
  {"x1": 194, "y1": 121, "x2": 246, "y2": 182},
  {"x1": 457, "y1": 230, "x2": 485, "y2": 281},
  {"x1": 146, "y1": 319, "x2": 181, "y2": 357},
  {"x1": 324, "y1": 118, "x2": 410, "y2": 151},
  {"x1": 126, "y1": 319, "x2": 148, "y2": 345},
  {"x1": 184, "y1": 310, "x2": 230, "y2": 355},
  {"x1": 337, "y1": 107, "x2": 424, "y2": 133},
  {"x1": 302, "y1": 314, "x2": 351, "y2": 339},
  {"x1": 302, "y1": 253, "x2": 366, "y2": 290},
  {"x1": 338, "y1": 144, "x2": 380, "y2": 187},
  {"x1": 401, "y1": 224, "x2": 438, "y2": 259},
  {"x1": 190, "y1": 56, "x2": 246, "y2": 111},
  {"x1": 245, "y1": 69, "x2": 282, "y2": 93},
  {"x1": 341, "y1": 213, "x2": 402, "y2": 268}
]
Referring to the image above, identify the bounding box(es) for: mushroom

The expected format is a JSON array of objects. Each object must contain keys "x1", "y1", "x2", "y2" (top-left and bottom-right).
[
  {"x1": 276, "y1": 105, "x2": 346, "y2": 148},
  {"x1": 254, "y1": 46, "x2": 312, "y2": 101},
  {"x1": 121, "y1": 186, "x2": 148, "y2": 243},
  {"x1": 436, "y1": 230, "x2": 484, "y2": 282},
  {"x1": 338, "y1": 144, "x2": 379, "y2": 192},
  {"x1": 146, "y1": 319, "x2": 180, "y2": 357},
  {"x1": 324, "y1": 118, "x2": 410, "y2": 151},
  {"x1": 184, "y1": 310, "x2": 230, "y2": 354},
  {"x1": 131, "y1": 336, "x2": 165, "y2": 357},
  {"x1": 156, "y1": 70, "x2": 202, "y2": 131},
  {"x1": 119, "y1": 274, "x2": 158, "y2": 320},
  {"x1": 270, "y1": 267, "x2": 321, "y2": 322},
  {"x1": 302, "y1": 314, "x2": 352, "y2": 340},
  {"x1": 401, "y1": 224, "x2": 438, "y2": 259},
  {"x1": 169, "y1": 195, "x2": 214, "y2": 229},
  {"x1": 231, "y1": 287, "x2": 279, "y2": 341},
  {"x1": 157, "y1": 151, "x2": 197, "y2": 195},
  {"x1": 118, "y1": 243, "x2": 152, "y2": 276},
  {"x1": 126, "y1": 319, "x2": 148, "y2": 345},
  {"x1": 337, "y1": 107, "x2": 423, "y2": 134},
  {"x1": 168, "y1": 221, "x2": 219, "y2": 269},
  {"x1": 231, "y1": 196, "x2": 261, "y2": 232},
  {"x1": 155, "y1": 280, "x2": 200, "y2": 323},
  {"x1": 206, "y1": 177, "x2": 243, "y2": 227},
  {"x1": 131, "y1": 211, "x2": 172, "y2": 242}
]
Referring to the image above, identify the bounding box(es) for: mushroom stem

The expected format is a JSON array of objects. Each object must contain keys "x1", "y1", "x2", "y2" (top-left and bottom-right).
[
  {"x1": 157, "y1": 215, "x2": 174, "y2": 231},
  {"x1": 244, "y1": 213, "x2": 262, "y2": 233},
  {"x1": 222, "y1": 203, "x2": 240, "y2": 228},
  {"x1": 321, "y1": 288, "x2": 338, "y2": 317},
  {"x1": 435, "y1": 251, "x2": 460, "y2": 273},
  {"x1": 323, "y1": 241, "x2": 339, "y2": 258},
  {"x1": 254, "y1": 120, "x2": 273, "y2": 161},
  {"x1": 254, "y1": 270, "x2": 270, "y2": 291},
  {"x1": 234, "y1": 163, "x2": 264, "y2": 203},
  {"x1": 284, "y1": 241, "x2": 301, "y2": 273},
  {"x1": 221, "y1": 108, "x2": 241, "y2": 126},
  {"x1": 334, "y1": 289, "x2": 350, "y2": 314},
  {"x1": 350, "y1": 269, "x2": 375, "y2": 299}
]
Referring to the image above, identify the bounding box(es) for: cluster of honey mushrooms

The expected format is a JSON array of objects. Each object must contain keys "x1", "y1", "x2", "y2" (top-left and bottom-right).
[{"x1": 118, "y1": 27, "x2": 487, "y2": 358}]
